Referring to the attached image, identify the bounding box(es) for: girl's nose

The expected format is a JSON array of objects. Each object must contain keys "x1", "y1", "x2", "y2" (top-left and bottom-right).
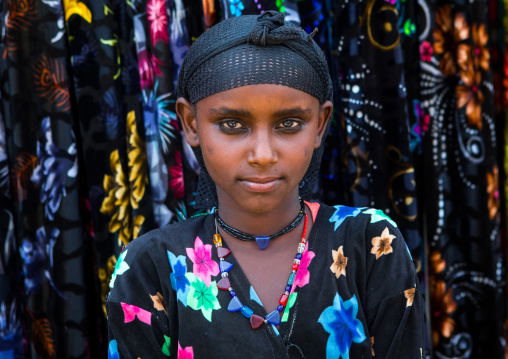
[{"x1": 247, "y1": 131, "x2": 278, "y2": 167}]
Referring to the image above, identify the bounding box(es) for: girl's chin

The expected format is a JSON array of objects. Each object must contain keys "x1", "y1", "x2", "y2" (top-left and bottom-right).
[{"x1": 218, "y1": 191, "x2": 300, "y2": 215}]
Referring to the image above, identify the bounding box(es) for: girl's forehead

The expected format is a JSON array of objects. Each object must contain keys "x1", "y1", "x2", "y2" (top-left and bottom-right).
[
  {"x1": 195, "y1": 84, "x2": 319, "y2": 117},
  {"x1": 195, "y1": 84, "x2": 320, "y2": 110}
]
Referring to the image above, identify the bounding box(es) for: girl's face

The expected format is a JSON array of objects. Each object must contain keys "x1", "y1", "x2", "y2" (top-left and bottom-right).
[{"x1": 178, "y1": 84, "x2": 332, "y2": 214}]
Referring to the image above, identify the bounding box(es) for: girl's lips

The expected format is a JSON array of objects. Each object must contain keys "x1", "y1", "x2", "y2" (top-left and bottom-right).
[{"x1": 239, "y1": 178, "x2": 281, "y2": 192}]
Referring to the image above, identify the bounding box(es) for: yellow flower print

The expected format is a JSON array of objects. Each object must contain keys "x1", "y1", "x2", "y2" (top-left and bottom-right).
[
  {"x1": 100, "y1": 150, "x2": 133, "y2": 245},
  {"x1": 100, "y1": 111, "x2": 147, "y2": 246},
  {"x1": 98, "y1": 255, "x2": 117, "y2": 317},
  {"x1": 430, "y1": 251, "x2": 445, "y2": 274},
  {"x1": 430, "y1": 279, "x2": 456, "y2": 347},
  {"x1": 471, "y1": 23, "x2": 489, "y2": 72},
  {"x1": 371, "y1": 227, "x2": 396, "y2": 260},
  {"x1": 433, "y1": 6, "x2": 470, "y2": 76},
  {"x1": 330, "y1": 245, "x2": 347, "y2": 278},
  {"x1": 404, "y1": 287, "x2": 416, "y2": 307},
  {"x1": 486, "y1": 166, "x2": 499, "y2": 220},
  {"x1": 62, "y1": 0, "x2": 92, "y2": 23},
  {"x1": 132, "y1": 214, "x2": 144, "y2": 240},
  {"x1": 127, "y1": 110, "x2": 148, "y2": 207}
]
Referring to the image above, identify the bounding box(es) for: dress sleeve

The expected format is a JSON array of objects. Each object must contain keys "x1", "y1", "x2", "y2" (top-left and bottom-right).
[
  {"x1": 106, "y1": 240, "x2": 173, "y2": 359},
  {"x1": 363, "y1": 215, "x2": 424, "y2": 358},
  {"x1": 107, "y1": 299, "x2": 171, "y2": 359}
]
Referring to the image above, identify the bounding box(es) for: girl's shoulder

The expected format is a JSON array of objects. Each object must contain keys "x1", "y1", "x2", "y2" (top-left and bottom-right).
[
  {"x1": 107, "y1": 213, "x2": 215, "y2": 302},
  {"x1": 118, "y1": 213, "x2": 215, "y2": 263},
  {"x1": 310, "y1": 202, "x2": 408, "y2": 256},
  {"x1": 310, "y1": 202, "x2": 395, "y2": 234}
]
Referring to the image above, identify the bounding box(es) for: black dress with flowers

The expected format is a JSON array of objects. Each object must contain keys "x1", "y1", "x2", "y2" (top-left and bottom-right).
[{"x1": 106, "y1": 203, "x2": 424, "y2": 359}]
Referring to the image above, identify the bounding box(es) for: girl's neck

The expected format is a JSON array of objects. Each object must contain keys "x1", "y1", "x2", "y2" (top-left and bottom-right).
[{"x1": 216, "y1": 195, "x2": 302, "y2": 237}]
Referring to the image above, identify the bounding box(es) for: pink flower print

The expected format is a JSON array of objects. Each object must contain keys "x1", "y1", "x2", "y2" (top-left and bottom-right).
[
  {"x1": 416, "y1": 113, "x2": 430, "y2": 135},
  {"x1": 169, "y1": 151, "x2": 185, "y2": 199},
  {"x1": 419, "y1": 41, "x2": 433, "y2": 62},
  {"x1": 81, "y1": 197, "x2": 95, "y2": 238},
  {"x1": 292, "y1": 242, "x2": 315, "y2": 293},
  {"x1": 147, "y1": 0, "x2": 169, "y2": 45},
  {"x1": 178, "y1": 342, "x2": 194, "y2": 359},
  {"x1": 413, "y1": 101, "x2": 431, "y2": 137},
  {"x1": 121, "y1": 303, "x2": 151, "y2": 325},
  {"x1": 186, "y1": 236, "x2": 219, "y2": 286},
  {"x1": 137, "y1": 49, "x2": 163, "y2": 90}
]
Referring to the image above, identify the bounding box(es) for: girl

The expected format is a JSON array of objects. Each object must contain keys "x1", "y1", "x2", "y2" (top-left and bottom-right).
[{"x1": 107, "y1": 11, "x2": 424, "y2": 358}]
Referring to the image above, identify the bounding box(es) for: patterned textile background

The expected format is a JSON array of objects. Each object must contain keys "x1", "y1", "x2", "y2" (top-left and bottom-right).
[{"x1": 0, "y1": 0, "x2": 506, "y2": 357}]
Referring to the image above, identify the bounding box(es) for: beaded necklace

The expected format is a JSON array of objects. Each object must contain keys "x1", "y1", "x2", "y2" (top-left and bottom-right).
[
  {"x1": 213, "y1": 211, "x2": 309, "y2": 330},
  {"x1": 216, "y1": 199, "x2": 305, "y2": 250}
]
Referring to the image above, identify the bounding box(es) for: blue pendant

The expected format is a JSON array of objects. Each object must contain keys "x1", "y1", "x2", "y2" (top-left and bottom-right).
[
  {"x1": 266, "y1": 310, "x2": 281, "y2": 325},
  {"x1": 228, "y1": 296, "x2": 243, "y2": 312},
  {"x1": 255, "y1": 236, "x2": 270, "y2": 250},
  {"x1": 220, "y1": 260, "x2": 233, "y2": 273}
]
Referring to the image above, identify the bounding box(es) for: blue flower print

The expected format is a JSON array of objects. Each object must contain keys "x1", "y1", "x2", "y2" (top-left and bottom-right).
[
  {"x1": 167, "y1": 250, "x2": 190, "y2": 306},
  {"x1": 318, "y1": 293, "x2": 366, "y2": 359},
  {"x1": 108, "y1": 339, "x2": 119, "y2": 359},
  {"x1": 143, "y1": 88, "x2": 179, "y2": 227},
  {"x1": 31, "y1": 117, "x2": 78, "y2": 221},
  {"x1": 329, "y1": 206, "x2": 363, "y2": 231},
  {"x1": 19, "y1": 226, "x2": 66, "y2": 299},
  {"x1": 0, "y1": 299, "x2": 24, "y2": 358},
  {"x1": 69, "y1": 29, "x2": 100, "y2": 91},
  {"x1": 99, "y1": 89, "x2": 124, "y2": 140},
  {"x1": 0, "y1": 113, "x2": 9, "y2": 191},
  {"x1": 109, "y1": 250, "x2": 130, "y2": 288},
  {"x1": 229, "y1": 0, "x2": 244, "y2": 17},
  {"x1": 362, "y1": 208, "x2": 397, "y2": 227}
]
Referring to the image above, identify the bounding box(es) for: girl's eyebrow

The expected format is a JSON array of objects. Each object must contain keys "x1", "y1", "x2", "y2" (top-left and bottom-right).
[
  {"x1": 209, "y1": 107, "x2": 312, "y2": 117},
  {"x1": 273, "y1": 107, "x2": 313, "y2": 117},
  {"x1": 209, "y1": 107, "x2": 251, "y2": 117}
]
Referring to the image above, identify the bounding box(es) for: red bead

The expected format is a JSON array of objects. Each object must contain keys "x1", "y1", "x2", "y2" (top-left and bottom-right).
[
  {"x1": 217, "y1": 246, "x2": 231, "y2": 258},
  {"x1": 302, "y1": 213, "x2": 308, "y2": 238},
  {"x1": 279, "y1": 294, "x2": 289, "y2": 306},
  {"x1": 292, "y1": 263, "x2": 299, "y2": 271},
  {"x1": 217, "y1": 277, "x2": 231, "y2": 290},
  {"x1": 250, "y1": 314, "x2": 264, "y2": 329}
]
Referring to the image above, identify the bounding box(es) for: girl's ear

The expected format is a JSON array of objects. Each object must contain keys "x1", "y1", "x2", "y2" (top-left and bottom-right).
[
  {"x1": 314, "y1": 100, "x2": 333, "y2": 148},
  {"x1": 176, "y1": 97, "x2": 200, "y2": 147}
]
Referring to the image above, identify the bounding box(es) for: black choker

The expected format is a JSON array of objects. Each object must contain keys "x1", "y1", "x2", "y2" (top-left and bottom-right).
[{"x1": 215, "y1": 200, "x2": 305, "y2": 250}]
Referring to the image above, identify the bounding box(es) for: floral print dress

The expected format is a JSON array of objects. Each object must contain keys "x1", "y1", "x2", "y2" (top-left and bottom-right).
[{"x1": 107, "y1": 203, "x2": 424, "y2": 358}]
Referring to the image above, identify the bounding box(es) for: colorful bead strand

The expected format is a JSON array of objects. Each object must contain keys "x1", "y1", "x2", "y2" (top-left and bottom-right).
[{"x1": 214, "y1": 212, "x2": 309, "y2": 330}]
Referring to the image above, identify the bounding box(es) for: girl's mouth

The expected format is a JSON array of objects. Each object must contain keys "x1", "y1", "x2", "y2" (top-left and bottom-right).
[{"x1": 238, "y1": 177, "x2": 281, "y2": 192}]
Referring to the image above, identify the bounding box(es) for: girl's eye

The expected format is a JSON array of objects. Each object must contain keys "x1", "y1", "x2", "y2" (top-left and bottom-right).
[
  {"x1": 220, "y1": 120, "x2": 245, "y2": 130},
  {"x1": 277, "y1": 120, "x2": 301, "y2": 129}
]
